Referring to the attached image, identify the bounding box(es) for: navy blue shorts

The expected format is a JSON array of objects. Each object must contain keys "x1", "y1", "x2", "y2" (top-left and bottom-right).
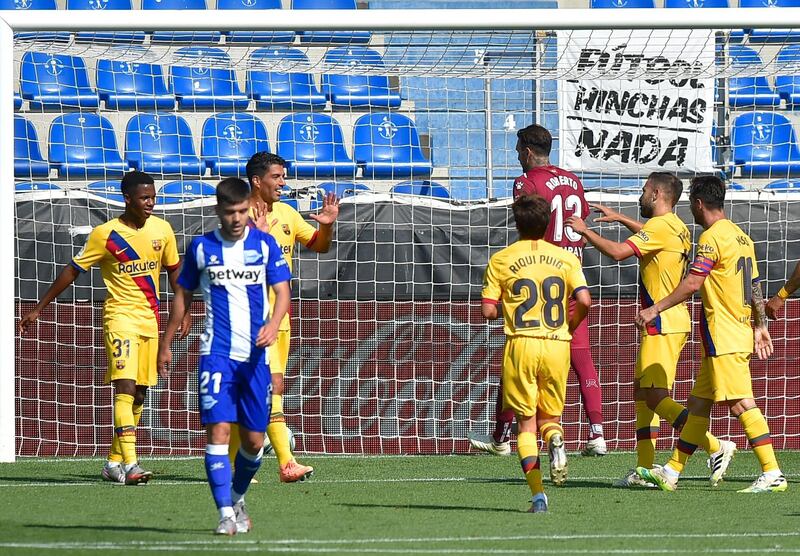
[{"x1": 198, "y1": 354, "x2": 272, "y2": 433}]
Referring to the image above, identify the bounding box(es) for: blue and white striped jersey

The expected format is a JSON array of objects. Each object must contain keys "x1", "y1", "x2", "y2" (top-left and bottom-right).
[{"x1": 178, "y1": 227, "x2": 291, "y2": 362}]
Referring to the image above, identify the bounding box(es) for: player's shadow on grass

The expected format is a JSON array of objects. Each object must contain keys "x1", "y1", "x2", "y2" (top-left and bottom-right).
[
  {"x1": 25, "y1": 524, "x2": 204, "y2": 534},
  {"x1": 468, "y1": 477, "x2": 613, "y2": 489},
  {"x1": 338, "y1": 502, "x2": 520, "y2": 513},
  {"x1": 0, "y1": 475, "x2": 87, "y2": 485}
]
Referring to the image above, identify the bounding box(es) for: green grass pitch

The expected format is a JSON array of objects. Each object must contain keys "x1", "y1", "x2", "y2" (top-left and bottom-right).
[{"x1": 1, "y1": 451, "x2": 799, "y2": 555}]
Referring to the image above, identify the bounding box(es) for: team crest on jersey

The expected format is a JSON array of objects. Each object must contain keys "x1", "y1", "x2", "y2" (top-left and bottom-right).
[
  {"x1": 515, "y1": 181, "x2": 524, "y2": 190},
  {"x1": 282, "y1": 224, "x2": 291, "y2": 235},
  {"x1": 151, "y1": 239, "x2": 163, "y2": 252},
  {"x1": 115, "y1": 359, "x2": 126, "y2": 370}
]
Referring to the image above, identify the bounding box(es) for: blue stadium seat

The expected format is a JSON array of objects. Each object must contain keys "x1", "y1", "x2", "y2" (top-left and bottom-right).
[
  {"x1": 158, "y1": 180, "x2": 215, "y2": 204},
  {"x1": 171, "y1": 47, "x2": 249, "y2": 110},
  {"x1": 321, "y1": 47, "x2": 402, "y2": 108},
  {"x1": 97, "y1": 59, "x2": 174, "y2": 111},
  {"x1": 142, "y1": 0, "x2": 221, "y2": 43},
  {"x1": 353, "y1": 113, "x2": 432, "y2": 178},
  {"x1": 219, "y1": 0, "x2": 296, "y2": 44},
  {"x1": 20, "y1": 52, "x2": 99, "y2": 111},
  {"x1": 202, "y1": 113, "x2": 270, "y2": 177},
  {"x1": 776, "y1": 45, "x2": 800, "y2": 108},
  {"x1": 391, "y1": 180, "x2": 449, "y2": 199},
  {"x1": 246, "y1": 48, "x2": 327, "y2": 110},
  {"x1": 49, "y1": 113, "x2": 127, "y2": 179},
  {"x1": 732, "y1": 112, "x2": 800, "y2": 177},
  {"x1": 664, "y1": 0, "x2": 728, "y2": 5},
  {"x1": 741, "y1": 0, "x2": 800, "y2": 43},
  {"x1": 15, "y1": 181, "x2": 61, "y2": 192},
  {"x1": 87, "y1": 180, "x2": 125, "y2": 202},
  {"x1": 292, "y1": 0, "x2": 371, "y2": 44},
  {"x1": 727, "y1": 182, "x2": 748, "y2": 191},
  {"x1": 590, "y1": 0, "x2": 654, "y2": 7},
  {"x1": 317, "y1": 181, "x2": 370, "y2": 198},
  {"x1": 14, "y1": 93, "x2": 22, "y2": 110},
  {"x1": 125, "y1": 113, "x2": 205, "y2": 176},
  {"x1": 0, "y1": 0, "x2": 70, "y2": 41},
  {"x1": 277, "y1": 113, "x2": 358, "y2": 178},
  {"x1": 765, "y1": 179, "x2": 800, "y2": 190},
  {"x1": 14, "y1": 116, "x2": 49, "y2": 178},
  {"x1": 67, "y1": 0, "x2": 145, "y2": 43},
  {"x1": 727, "y1": 46, "x2": 780, "y2": 108}
]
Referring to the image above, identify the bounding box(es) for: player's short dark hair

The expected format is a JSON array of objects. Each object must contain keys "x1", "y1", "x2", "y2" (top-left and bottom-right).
[
  {"x1": 648, "y1": 172, "x2": 683, "y2": 205},
  {"x1": 513, "y1": 194, "x2": 550, "y2": 239},
  {"x1": 516, "y1": 124, "x2": 552, "y2": 157},
  {"x1": 689, "y1": 175, "x2": 725, "y2": 210},
  {"x1": 120, "y1": 171, "x2": 154, "y2": 198},
  {"x1": 216, "y1": 177, "x2": 251, "y2": 207},
  {"x1": 246, "y1": 151, "x2": 287, "y2": 185}
]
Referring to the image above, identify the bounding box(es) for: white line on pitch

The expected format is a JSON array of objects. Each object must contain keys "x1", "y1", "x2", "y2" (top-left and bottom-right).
[{"x1": 0, "y1": 543, "x2": 798, "y2": 554}]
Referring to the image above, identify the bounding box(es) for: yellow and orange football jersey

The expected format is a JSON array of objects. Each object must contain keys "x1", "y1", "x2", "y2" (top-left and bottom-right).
[
  {"x1": 625, "y1": 212, "x2": 692, "y2": 336},
  {"x1": 71, "y1": 216, "x2": 179, "y2": 338},
  {"x1": 688, "y1": 219, "x2": 759, "y2": 356},
  {"x1": 249, "y1": 202, "x2": 318, "y2": 331},
  {"x1": 482, "y1": 239, "x2": 588, "y2": 341}
]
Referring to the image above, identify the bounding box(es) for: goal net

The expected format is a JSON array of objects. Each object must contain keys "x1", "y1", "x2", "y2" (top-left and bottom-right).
[{"x1": 6, "y1": 9, "x2": 800, "y2": 460}]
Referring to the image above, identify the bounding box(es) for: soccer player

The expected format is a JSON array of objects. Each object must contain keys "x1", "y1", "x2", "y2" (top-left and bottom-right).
[
  {"x1": 765, "y1": 259, "x2": 800, "y2": 319},
  {"x1": 158, "y1": 177, "x2": 292, "y2": 535},
  {"x1": 566, "y1": 172, "x2": 735, "y2": 488},
  {"x1": 226, "y1": 152, "x2": 338, "y2": 483},
  {"x1": 469, "y1": 124, "x2": 606, "y2": 476},
  {"x1": 482, "y1": 194, "x2": 591, "y2": 511},
  {"x1": 635, "y1": 176, "x2": 788, "y2": 493},
  {"x1": 18, "y1": 171, "x2": 188, "y2": 485}
]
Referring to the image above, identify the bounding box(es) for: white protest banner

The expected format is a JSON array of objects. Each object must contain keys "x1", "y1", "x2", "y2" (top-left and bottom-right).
[{"x1": 557, "y1": 30, "x2": 716, "y2": 175}]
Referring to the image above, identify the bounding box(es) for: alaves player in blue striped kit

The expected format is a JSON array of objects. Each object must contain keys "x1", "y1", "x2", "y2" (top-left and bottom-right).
[{"x1": 158, "y1": 177, "x2": 292, "y2": 535}]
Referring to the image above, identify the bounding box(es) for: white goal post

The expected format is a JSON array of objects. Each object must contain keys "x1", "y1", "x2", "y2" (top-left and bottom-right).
[{"x1": 4, "y1": 8, "x2": 800, "y2": 463}]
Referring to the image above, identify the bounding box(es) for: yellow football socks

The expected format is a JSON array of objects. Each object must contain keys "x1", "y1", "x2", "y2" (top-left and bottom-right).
[
  {"x1": 108, "y1": 403, "x2": 143, "y2": 464},
  {"x1": 635, "y1": 400, "x2": 659, "y2": 468},
  {"x1": 517, "y1": 431, "x2": 543, "y2": 496},
  {"x1": 739, "y1": 407, "x2": 779, "y2": 473},
  {"x1": 268, "y1": 394, "x2": 293, "y2": 466},
  {"x1": 654, "y1": 398, "x2": 720, "y2": 454},
  {"x1": 539, "y1": 422, "x2": 563, "y2": 446},
  {"x1": 228, "y1": 423, "x2": 241, "y2": 465},
  {"x1": 113, "y1": 393, "x2": 137, "y2": 465},
  {"x1": 666, "y1": 414, "x2": 709, "y2": 474}
]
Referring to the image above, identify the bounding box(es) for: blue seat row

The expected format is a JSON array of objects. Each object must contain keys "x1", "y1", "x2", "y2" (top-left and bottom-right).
[
  {"x1": 17, "y1": 47, "x2": 400, "y2": 111},
  {"x1": 732, "y1": 111, "x2": 800, "y2": 177},
  {"x1": 2, "y1": 0, "x2": 370, "y2": 44},
  {"x1": 727, "y1": 45, "x2": 800, "y2": 108},
  {"x1": 14, "y1": 112, "x2": 433, "y2": 180}
]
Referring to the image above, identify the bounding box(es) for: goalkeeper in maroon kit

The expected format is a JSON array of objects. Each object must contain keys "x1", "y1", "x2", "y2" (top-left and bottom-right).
[{"x1": 469, "y1": 124, "x2": 606, "y2": 481}]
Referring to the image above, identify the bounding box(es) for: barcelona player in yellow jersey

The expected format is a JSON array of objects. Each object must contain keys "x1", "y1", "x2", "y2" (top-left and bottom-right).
[
  {"x1": 18, "y1": 171, "x2": 189, "y2": 485},
  {"x1": 482, "y1": 194, "x2": 591, "y2": 512},
  {"x1": 226, "y1": 152, "x2": 338, "y2": 483},
  {"x1": 636, "y1": 176, "x2": 787, "y2": 493},
  {"x1": 567, "y1": 172, "x2": 734, "y2": 488}
]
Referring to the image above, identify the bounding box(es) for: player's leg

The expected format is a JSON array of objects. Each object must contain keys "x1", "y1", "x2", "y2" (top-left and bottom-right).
[
  {"x1": 538, "y1": 339, "x2": 571, "y2": 488},
  {"x1": 568, "y1": 316, "x2": 605, "y2": 455},
  {"x1": 468, "y1": 379, "x2": 513, "y2": 456},
  {"x1": 501, "y1": 337, "x2": 546, "y2": 512},
  {"x1": 718, "y1": 355, "x2": 786, "y2": 493},
  {"x1": 269, "y1": 330, "x2": 314, "y2": 482},
  {"x1": 229, "y1": 356, "x2": 270, "y2": 533},
  {"x1": 103, "y1": 332, "x2": 151, "y2": 485},
  {"x1": 198, "y1": 355, "x2": 238, "y2": 535}
]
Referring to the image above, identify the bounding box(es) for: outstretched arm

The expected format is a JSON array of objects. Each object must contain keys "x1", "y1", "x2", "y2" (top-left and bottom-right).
[
  {"x1": 751, "y1": 281, "x2": 774, "y2": 360},
  {"x1": 18, "y1": 264, "x2": 81, "y2": 335},
  {"x1": 766, "y1": 260, "x2": 800, "y2": 319},
  {"x1": 590, "y1": 203, "x2": 643, "y2": 234},
  {"x1": 307, "y1": 193, "x2": 339, "y2": 253},
  {"x1": 567, "y1": 215, "x2": 636, "y2": 262}
]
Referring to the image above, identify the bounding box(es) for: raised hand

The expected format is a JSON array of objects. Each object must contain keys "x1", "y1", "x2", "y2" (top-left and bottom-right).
[
  {"x1": 590, "y1": 203, "x2": 623, "y2": 223},
  {"x1": 309, "y1": 192, "x2": 340, "y2": 226}
]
